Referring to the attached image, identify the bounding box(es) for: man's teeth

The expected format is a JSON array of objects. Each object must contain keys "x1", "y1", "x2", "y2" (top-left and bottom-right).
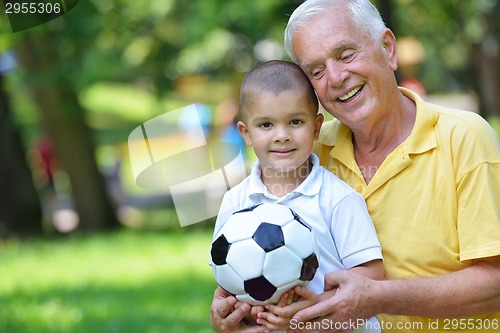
[{"x1": 339, "y1": 85, "x2": 362, "y2": 101}]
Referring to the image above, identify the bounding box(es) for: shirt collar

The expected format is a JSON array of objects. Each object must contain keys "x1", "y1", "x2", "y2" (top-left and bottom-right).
[
  {"x1": 318, "y1": 87, "x2": 438, "y2": 155},
  {"x1": 399, "y1": 87, "x2": 438, "y2": 154}
]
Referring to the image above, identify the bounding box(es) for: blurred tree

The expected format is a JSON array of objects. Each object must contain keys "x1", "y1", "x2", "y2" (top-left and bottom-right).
[
  {"x1": 468, "y1": 1, "x2": 499, "y2": 119},
  {"x1": 376, "y1": 0, "x2": 395, "y2": 31},
  {"x1": 392, "y1": 0, "x2": 499, "y2": 118},
  {"x1": 13, "y1": 2, "x2": 120, "y2": 231},
  {"x1": 0, "y1": 72, "x2": 43, "y2": 237},
  {"x1": 1, "y1": 0, "x2": 498, "y2": 236},
  {"x1": 3, "y1": 0, "x2": 298, "y2": 233}
]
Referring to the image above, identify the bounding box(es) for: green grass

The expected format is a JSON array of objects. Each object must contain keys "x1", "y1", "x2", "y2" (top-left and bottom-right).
[{"x1": 0, "y1": 230, "x2": 216, "y2": 333}]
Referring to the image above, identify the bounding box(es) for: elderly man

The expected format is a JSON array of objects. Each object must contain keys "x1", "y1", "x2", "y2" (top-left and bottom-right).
[{"x1": 210, "y1": 1, "x2": 500, "y2": 332}]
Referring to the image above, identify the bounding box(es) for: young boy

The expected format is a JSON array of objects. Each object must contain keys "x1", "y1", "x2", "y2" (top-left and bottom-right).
[{"x1": 213, "y1": 60, "x2": 383, "y2": 332}]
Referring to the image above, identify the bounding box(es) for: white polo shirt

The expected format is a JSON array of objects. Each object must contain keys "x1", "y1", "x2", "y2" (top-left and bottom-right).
[{"x1": 214, "y1": 153, "x2": 382, "y2": 294}]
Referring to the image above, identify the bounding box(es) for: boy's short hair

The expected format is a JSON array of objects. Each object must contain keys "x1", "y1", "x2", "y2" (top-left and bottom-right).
[{"x1": 239, "y1": 60, "x2": 319, "y2": 119}]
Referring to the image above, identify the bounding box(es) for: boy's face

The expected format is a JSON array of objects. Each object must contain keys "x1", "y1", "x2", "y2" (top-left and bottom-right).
[{"x1": 237, "y1": 90, "x2": 323, "y2": 174}]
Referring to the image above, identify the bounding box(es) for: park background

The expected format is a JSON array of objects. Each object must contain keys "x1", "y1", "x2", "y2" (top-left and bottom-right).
[{"x1": 0, "y1": 0, "x2": 499, "y2": 332}]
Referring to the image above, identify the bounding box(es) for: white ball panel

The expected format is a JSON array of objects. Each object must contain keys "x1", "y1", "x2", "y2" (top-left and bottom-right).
[
  {"x1": 263, "y1": 247, "x2": 302, "y2": 286},
  {"x1": 253, "y1": 203, "x2": 294, "y2": 226},
  {"x1": 226, "y1": 239, "x2": 265, "y2": 280},
  {"x1": 282, "y1": 221, "x2": 314, "y2": 259},
  {"x1": 213, "y1": 264, "x2": 245, "y2": 295},
  {"x1": 219, "y1": 211, "x2": 262, "y2": 243}
]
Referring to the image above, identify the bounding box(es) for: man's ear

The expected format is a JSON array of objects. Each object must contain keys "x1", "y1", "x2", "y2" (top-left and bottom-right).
[
  {"x1": 236, "y1": 120, "x2": 253, "y2": 146},
  {"x1": 381, "y1": 29, "x2": 398, "y2": 71}
]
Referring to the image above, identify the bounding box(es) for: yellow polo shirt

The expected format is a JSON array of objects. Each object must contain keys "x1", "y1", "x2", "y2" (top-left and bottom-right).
[{"x1": 316, "y1": 88, "x2": 500, "y2": 332}]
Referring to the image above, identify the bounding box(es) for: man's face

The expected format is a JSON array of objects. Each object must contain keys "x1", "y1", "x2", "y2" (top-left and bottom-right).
[{"x1": 291, "y1": 6, "x2": 398, "y2": 131}]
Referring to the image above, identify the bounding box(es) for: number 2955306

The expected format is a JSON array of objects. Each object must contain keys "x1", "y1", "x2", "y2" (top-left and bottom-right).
[{"x1": 5, "y1": 2, "x2": 62, "y2": 14}]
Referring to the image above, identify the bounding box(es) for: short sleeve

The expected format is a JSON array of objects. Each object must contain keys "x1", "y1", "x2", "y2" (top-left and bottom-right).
[
  {"x1": 457, "y1": 162, "x2": 500, "y2": 261},
  {"x1": 330, "y1": 192, "x2": 383, "y2": 269}
]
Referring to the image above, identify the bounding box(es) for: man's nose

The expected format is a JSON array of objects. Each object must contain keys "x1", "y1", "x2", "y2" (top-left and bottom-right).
[{"x1": 325, "y1": 59, "x2": 349, "y2": 87}]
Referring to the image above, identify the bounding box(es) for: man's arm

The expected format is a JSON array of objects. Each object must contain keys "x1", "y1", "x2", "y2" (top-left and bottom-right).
[
  {"x1": 377, "y1": 256, "x2": 500, "y2": 317},
  {"x1": 292, "y1": 256, "x2": 500, "y2": 324}
]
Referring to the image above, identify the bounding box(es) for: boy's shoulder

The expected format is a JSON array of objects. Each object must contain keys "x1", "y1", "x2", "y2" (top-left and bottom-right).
[
  {"x1": 313, "y1": 156, "x2": 352, "y2": 187},
  {"x1": 222, "y1": 161, "x2": 263, "y2": 203},
  {"x1": 312, "y1": 157, "x2": 361, "y2": 200},
  {"x1": 224, "y1": 172, "x2": 253, "y2": 198}
]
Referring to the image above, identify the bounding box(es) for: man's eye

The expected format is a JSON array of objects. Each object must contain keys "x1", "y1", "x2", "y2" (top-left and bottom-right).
[
  {"x1": 340, "y1": 50, "x2": 356, "y2": 62},
  {"x1": 310, "y1": 68, "x2": 324, "y2": 79}
]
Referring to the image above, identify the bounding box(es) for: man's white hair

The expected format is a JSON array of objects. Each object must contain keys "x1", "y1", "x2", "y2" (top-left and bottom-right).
[{"x1": 284, "y1": 0, "x2": 387, "y2": 61}]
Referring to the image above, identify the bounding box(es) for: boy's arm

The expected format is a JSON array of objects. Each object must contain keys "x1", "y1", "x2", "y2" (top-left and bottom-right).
[{"x1": 348, "y1": 259, "x2": 384, "y2": 280}]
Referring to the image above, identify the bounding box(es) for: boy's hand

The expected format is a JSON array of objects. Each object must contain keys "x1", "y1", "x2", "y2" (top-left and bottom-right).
[
  {"x1": 255, "y1": 286, "x2": 319, "y2": 331},
  {"x1": 233, "y1": 302, "x2": 265, "y2": 326}
]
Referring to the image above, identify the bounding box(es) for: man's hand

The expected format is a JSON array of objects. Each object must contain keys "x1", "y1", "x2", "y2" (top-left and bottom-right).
[{"x1": 292, "y1": 270, "x2": 379, "y2": 330}]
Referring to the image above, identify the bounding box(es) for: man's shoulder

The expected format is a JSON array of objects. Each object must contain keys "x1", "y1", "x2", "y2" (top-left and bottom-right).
[
  {"x1": 431, "y1": 106, "x2": 499, "y2": 149},
  {"x1": 317, "y1": 118, "x2": 343, "y2": 146},
  {"x1": 415, "y1": 100, "x2": 499, "y2": 165}
]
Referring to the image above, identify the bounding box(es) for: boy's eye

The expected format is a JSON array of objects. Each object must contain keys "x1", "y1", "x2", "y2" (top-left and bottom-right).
[
  {"x1": 290, "y1": 119, "x2": 303, "y2": 125},
  {"x1": 259, "y1": 122, "x2": 272, "y2": 128}
]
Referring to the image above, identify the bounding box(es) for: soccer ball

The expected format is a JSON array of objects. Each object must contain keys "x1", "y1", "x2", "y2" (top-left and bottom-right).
[{"x1": 210, "y1": 203, "x2": 319, "y2": 305}]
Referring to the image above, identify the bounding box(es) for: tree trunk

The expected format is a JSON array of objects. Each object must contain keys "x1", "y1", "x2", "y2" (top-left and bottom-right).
[
  {"x1": 472, "y1": 8, "x2": 500, "y2": 119},
  {"x1": 16, "y1": 33, "x2": 120, "y2": 232},
  {"x1": 0, "y1": 73, "x2": 43, "y2": 237},
  {"x1": 377, "y1": 0, "x2": 396, "y2": 32}
]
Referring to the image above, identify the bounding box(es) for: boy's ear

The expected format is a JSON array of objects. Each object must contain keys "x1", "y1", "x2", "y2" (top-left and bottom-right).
[
  {"x1": 313, "y1": 113, "x2": 324, "y2": 141},
  {"x1": 236, "y1": 120, "x2": 253, "y2": 146}
]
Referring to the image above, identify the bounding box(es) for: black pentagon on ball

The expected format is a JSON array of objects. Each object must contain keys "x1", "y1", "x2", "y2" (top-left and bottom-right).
[
  {"x1": 244, "y1": 276, "x2": 277, "y2": 301},
  {"x1": 211, "y1": 235, "x2": 231, "y2": 265},
  {"x1": 252, "y1": 222, "x2": 284, "y2": 252},
  {"x1": 300, "y1": 253, "x2": 319, "y2": 281},
  {"x1": 233, "y1": 203, "x2": 262, "y2": 214}
]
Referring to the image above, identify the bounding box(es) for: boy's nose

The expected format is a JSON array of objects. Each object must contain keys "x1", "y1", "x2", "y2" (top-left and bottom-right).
[{"x1": 274, "y1": 127, "x2": 291, "y2": 142}]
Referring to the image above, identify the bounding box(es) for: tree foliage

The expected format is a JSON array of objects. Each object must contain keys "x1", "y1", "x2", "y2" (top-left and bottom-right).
[{"x1": 0, "y1": 0, "x2": 497, "y2": 235}]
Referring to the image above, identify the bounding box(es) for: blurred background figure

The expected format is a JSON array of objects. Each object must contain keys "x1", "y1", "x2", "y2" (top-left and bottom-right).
[
  {"x1": 214, "y1": 98, "x2": 247, "y2": 161},
  {"x1": 397, "y1": 36, "x2": 427, "y2": 97},
  {"x1": 34, "y1": 134, "x2": 57, "y2": 192}
]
